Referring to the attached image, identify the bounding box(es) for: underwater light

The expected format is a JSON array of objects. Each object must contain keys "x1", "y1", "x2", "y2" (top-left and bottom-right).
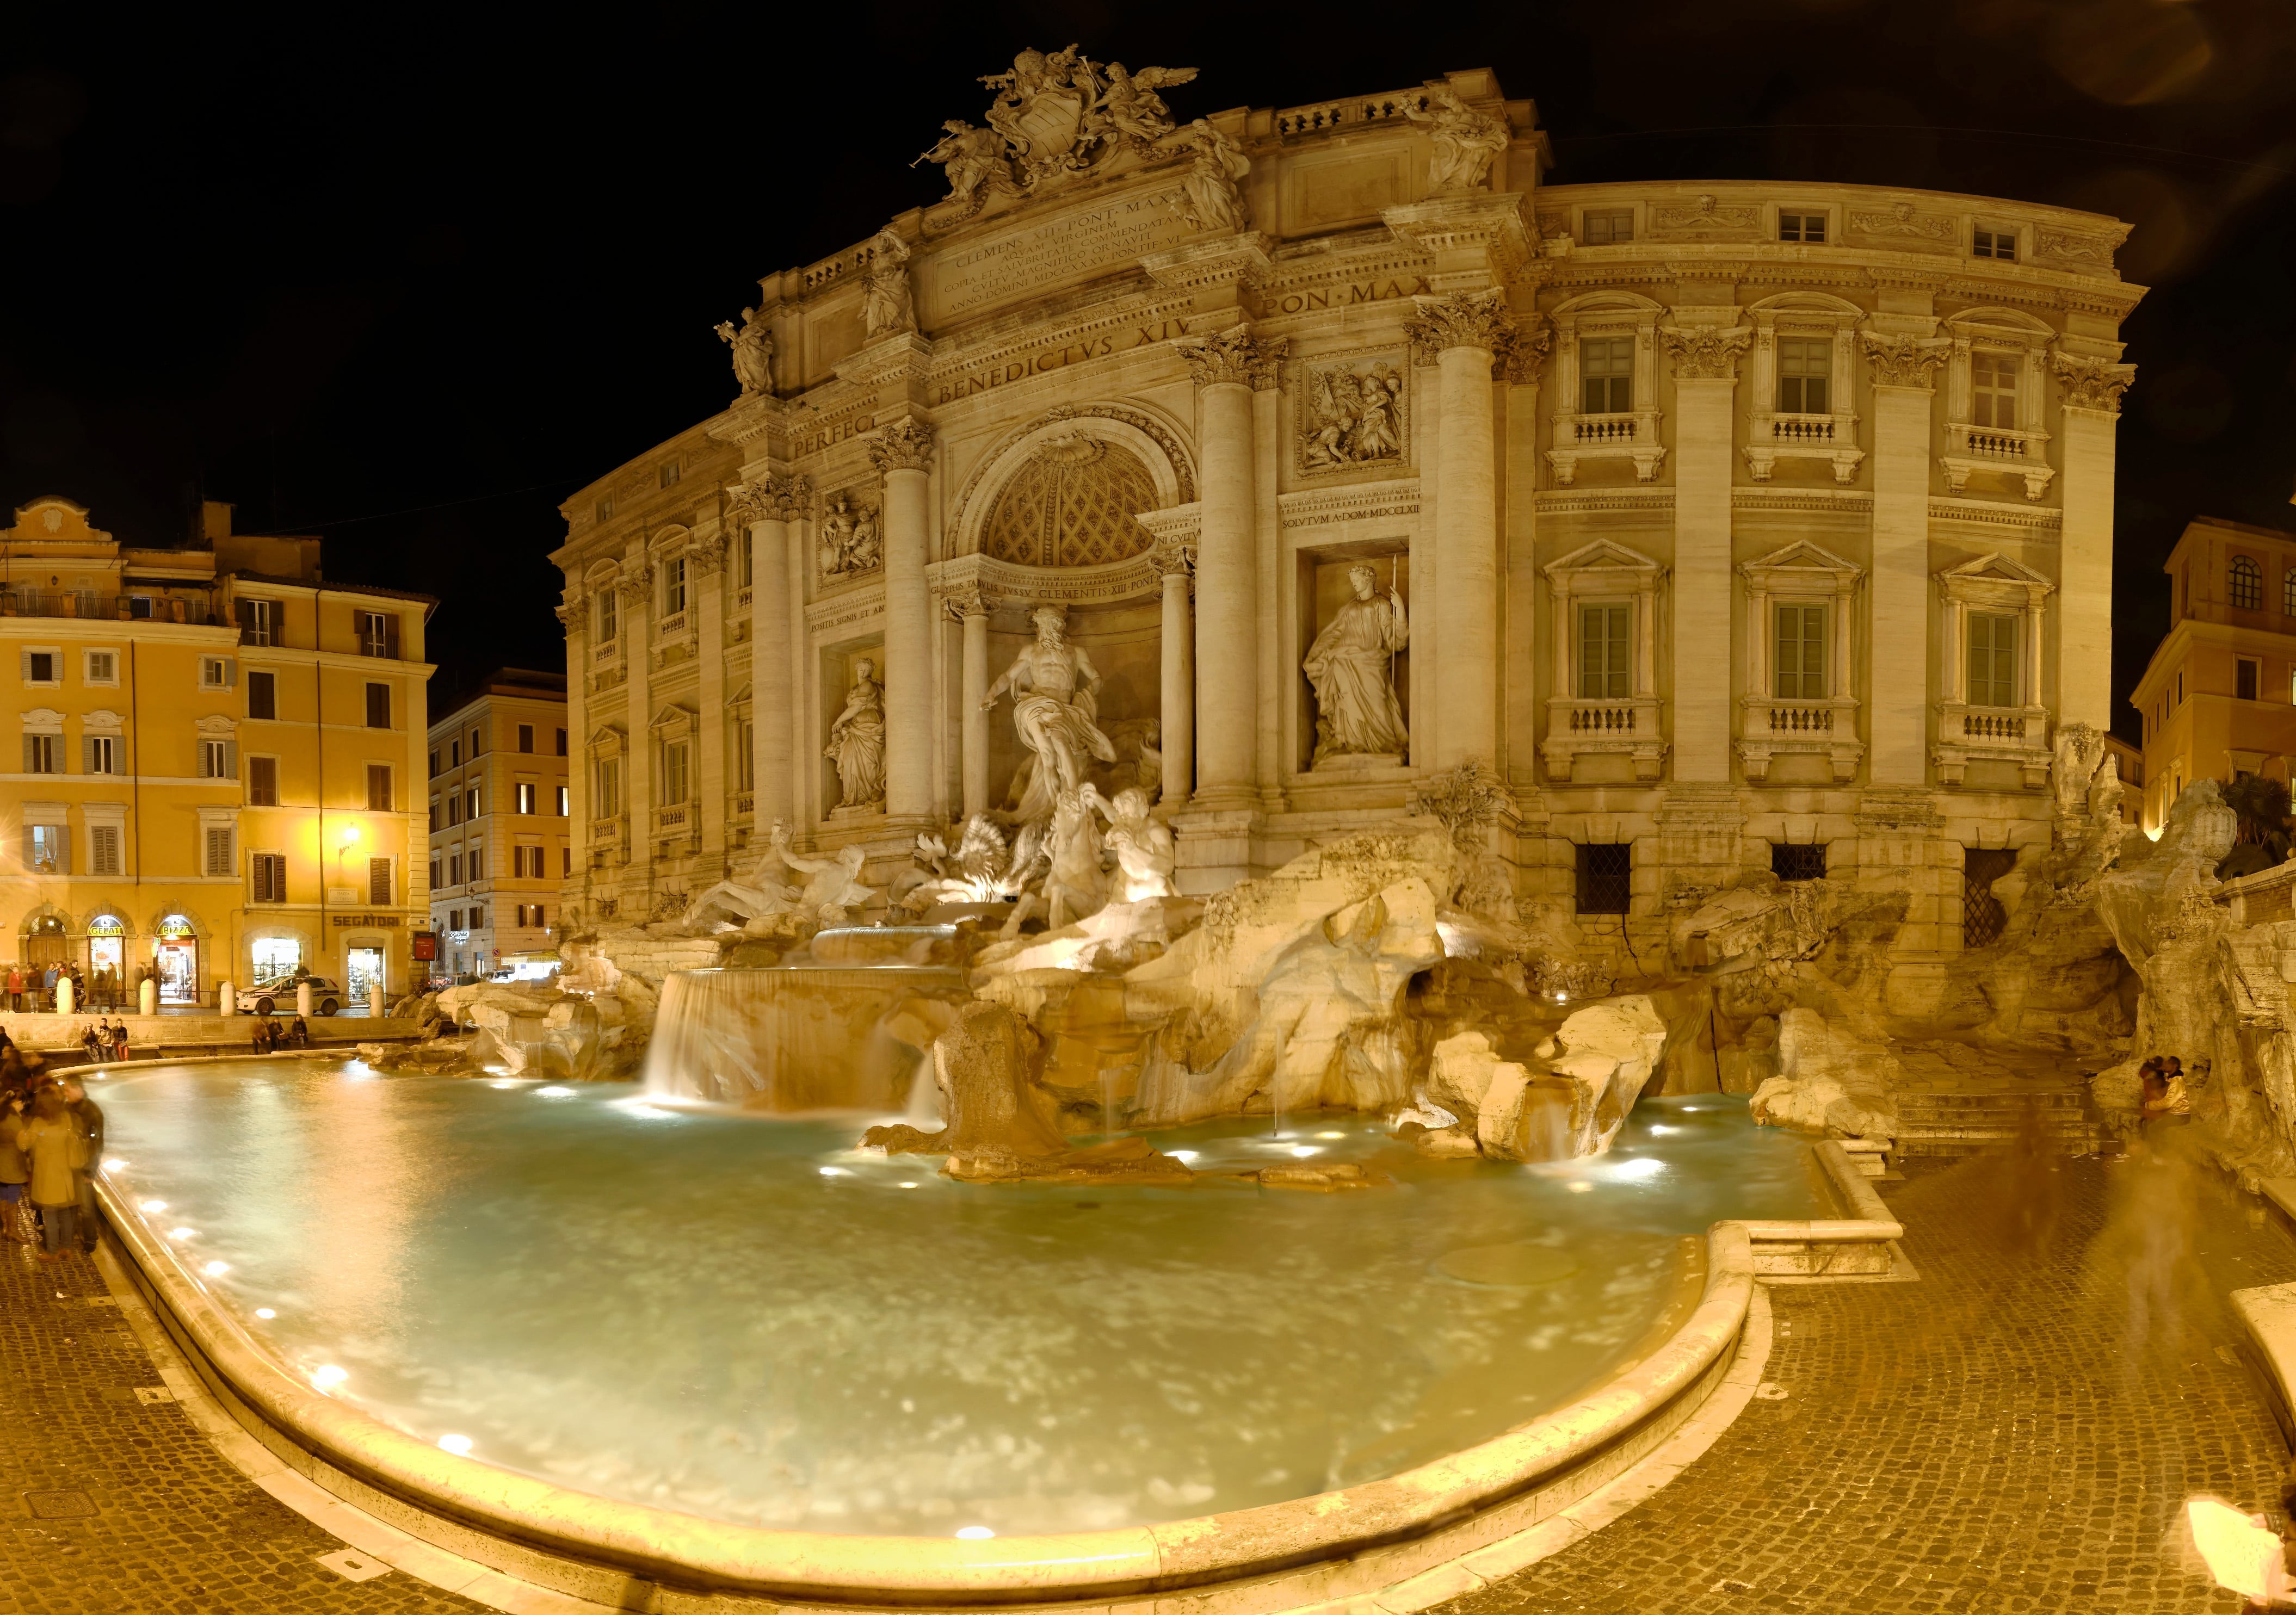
[
  {"x1": 1289, "y1": 1144, "x2": 1320, "y2": 1158},
  {"x1": 255, "y1": 1308, "x2": 276, "y2": 1320},
  {"x1": 819, "y1": 1166, "x2": 848, "y2": 1177},
  {"x1": 898, "y1": 1181, "x2": 919, "y2": 1189},
  {"x1": 1316, "y1": 1130, "x2": 1344, "y2": 1139},
  {"x1": 1168, "y1": 1150, "x2": 1198, "y2": 1162},
  {"x1": 311, "y1": 1365, "x2": 348, "y2": 1389},
  {"x1": 438, "y1": 1434, "x2": 474, "y2": 1456},
  {"x1": 534, "y1": 1086, "x2": 576, "y2": 1098},
  {"x1": 1566, "y1": 1181, "x2": 1595, "y2": 1193},
  {"x1": 955, "y1": 1526, "x2": 996, "y2": 1540},
  {"x1": 1646, "y1": 1124, "x2": 1678, "y2": 1136},
  {"x1": 202, "y1": 1260, "x2": 229, "y2": 1277},
  {"x1": 140, "y1": 1199, "x2": 166, "y2": 1213},
  {"x1": 168, "y1": 1227, "x2": 195, "y2": 1240},
  {"x1": 102, "y1": 1157, "x2": 126, "y2": 1171},
  {"x1": 490, "y1": 1079, "x2": 520, "y2": 1090},
  {"x1": 1614, "y1": 1157, "x2": 1665, "y2": 1179}
]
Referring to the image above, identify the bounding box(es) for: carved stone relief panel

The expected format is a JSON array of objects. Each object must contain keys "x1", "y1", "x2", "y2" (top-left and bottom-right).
[
  {"x1": 1844, "y1": 201, "x2": 1956, "y2": 252},
  {"x1": 817, "y1": 486, "x2": 883, "y2": 583},
  {"x1": 1295, "y1": 350, "x2": 1410, "y2": 476},
  {"x1": 1647, "y1": 194, "x2": 1760, "y2": 240}
]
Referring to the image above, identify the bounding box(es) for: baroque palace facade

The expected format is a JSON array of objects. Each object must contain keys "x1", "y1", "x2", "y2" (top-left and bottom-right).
[{"x1": 552, "y1": 60, "x2": 2137, "y2": 997}]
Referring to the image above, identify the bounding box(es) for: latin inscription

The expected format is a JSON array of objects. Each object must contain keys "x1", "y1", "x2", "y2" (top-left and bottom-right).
[
  {"x1": 933, "y1": 319, "x2": 1188, "y2": 406},
  {"x1": 1269, "y1": 276, "x2": 1431, "y2": 317},
  {"x1": 795, "y1": 414, "x2": 877, "y2": 459},
  {"x1": 924, "y1": 189, "x2": 1196, "y2": 323}
]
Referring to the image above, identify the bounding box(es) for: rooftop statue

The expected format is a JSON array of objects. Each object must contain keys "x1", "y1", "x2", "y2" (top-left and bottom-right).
[
  {"x1": 922, "y1": 45, "x2": 1198, "y2": 212},
  {"x1": 1176, "y1": 118, "x2": 1249, "y2": 233},
  {"x1": 1405, "y1": 83, "x2": 1508, "y2": 191},
  {"x1": 862, "y1": 230, "x2": 916, "y2": 338},
  {"x1": 713, "y1": 306, "x2": 774, "y2": 398}
]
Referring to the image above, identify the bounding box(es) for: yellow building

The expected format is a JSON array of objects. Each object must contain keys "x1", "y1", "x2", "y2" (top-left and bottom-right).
[
  {"x1": 2131, "y1": 515, "x2": 2296, "y2": 832},
  {"x1": 426, "y1": 669, "x2": 570, "y2": 981},
  {"x1": 0, "y1": 496, "x2": 435, "y2": 1006}
]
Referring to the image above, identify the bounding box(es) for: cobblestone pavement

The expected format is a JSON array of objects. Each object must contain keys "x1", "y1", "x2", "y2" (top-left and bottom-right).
[
  {"x1": 1449, "y1": 1142, "x2": 2296, "y2": 1615},
  {"x1": 0, "y1": 1236, "x2": 487, "y2": 1613}
]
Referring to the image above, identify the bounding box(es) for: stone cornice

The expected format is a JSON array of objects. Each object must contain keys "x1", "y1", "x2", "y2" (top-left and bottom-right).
[
  {"x1": 1381, "y1": 192, "x2": 1535, "y2": 287},
  {"x1": 1139, "y1": 232, "x2": 1276, "y2": 294},
  {"x1": 834, "y1": 331, "x2": 935, "y2": 389},
  {"x1": 705, "y1": 392, "x2": 790, "y2": 449},
  {"x1": 1277, "y1": 478, "x2": 1422, "y2": 530}
]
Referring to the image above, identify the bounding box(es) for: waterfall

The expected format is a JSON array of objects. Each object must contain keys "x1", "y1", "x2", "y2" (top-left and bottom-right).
[{"x1": 641, "y1": 966, "x2": 968, "y2": 1110}]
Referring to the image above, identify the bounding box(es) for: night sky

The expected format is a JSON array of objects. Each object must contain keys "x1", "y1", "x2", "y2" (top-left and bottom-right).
[{"x1": 4, "y1": 2, "x2": 2293, "y2": 738}]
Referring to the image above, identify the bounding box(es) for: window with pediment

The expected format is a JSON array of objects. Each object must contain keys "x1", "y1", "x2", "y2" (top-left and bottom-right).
[
  {"x1": 1542, "y1": 539, "x2": 1668, "y2": 783},
  {"x1": 1547, "y1": 293, "x2": 1667, "y2": 485},
  {"x1": 1737, "y1": 540, "x2": 1865, "y2": 785},
  {"x1": 1743, "y1": 293, "x2": 1865, "y2": 484},
  {"x1": 1941, "y1": 307, "x2": 2057, "y2": 501},
  {"x1": 982, "y1": 435, "x2": 1158, "y2": 568},
  {"x1": 1933, "y1": 552, "x2": 2054, "y2": 789}
]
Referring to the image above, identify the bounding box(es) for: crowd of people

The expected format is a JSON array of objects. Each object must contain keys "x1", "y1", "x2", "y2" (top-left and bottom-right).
[
  {"x1": 2137, "y1": 1055, "x2": 2193, "y2": 1133},
  {"x1": 250, "y1": 1014, "x2": 308, "y2": 1054},
  {"x1": 0, "y1": 1031, "x2": 102, "y2": 1259},
  {"x1": 75, "y1": 1019, "x2": 132, "y2": 1063},
  {"x1": 0, "y1": 962, "x2": 149, "y2": 1013}
]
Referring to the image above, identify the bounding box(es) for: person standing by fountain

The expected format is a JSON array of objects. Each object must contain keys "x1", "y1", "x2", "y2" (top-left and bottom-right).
[
  {"x1": 21, "y1": 1085, "x2": 84, "y2": 1259},
  {"x1": 61, "y1": 1076, "x2": 102, "y2": 1255},
  {"x1": 825, "y1": 659, "x2": 887, "y2": 812}
]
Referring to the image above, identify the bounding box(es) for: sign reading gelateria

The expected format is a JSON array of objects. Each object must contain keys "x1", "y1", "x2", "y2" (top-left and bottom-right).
[{"x1": 919, "y1": 188, "x2": 1197, "y2": 326}]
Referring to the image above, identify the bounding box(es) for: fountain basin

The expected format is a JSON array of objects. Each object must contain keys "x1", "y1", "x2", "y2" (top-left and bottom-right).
[{"x1": 91, "y1": 1061, "x2": 1891, "y2": 1611}]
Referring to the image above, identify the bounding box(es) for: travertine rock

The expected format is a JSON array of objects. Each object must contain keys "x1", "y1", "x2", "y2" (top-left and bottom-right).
[
  {"x1": 1417, "y1": 995, "x2": 1666, "y2": 1161},
  {"x1": 1749, "y1": 1007, "x2": 1899, "y2": 1138}
]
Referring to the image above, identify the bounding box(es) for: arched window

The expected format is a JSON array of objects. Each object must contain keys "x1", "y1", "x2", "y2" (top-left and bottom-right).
[
  {"x1": 2282, "y1": 567, "x2": 2294, "y2": 617},
  {"x1": 2231, "y1": 555, "x2": 2262, "y2": 610}
]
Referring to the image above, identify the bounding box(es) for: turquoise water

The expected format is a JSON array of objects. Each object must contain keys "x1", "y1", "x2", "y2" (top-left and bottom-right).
[{"x1": 95, "y1": 1063, "x2": 1823, "y2": 1537}]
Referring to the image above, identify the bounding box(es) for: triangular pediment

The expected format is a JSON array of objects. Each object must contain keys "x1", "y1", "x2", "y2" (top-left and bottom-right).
[
  {"x1": 1545, "y1": 537, "x2": 1662, "y2": 580},
  {"x1": 1939, "y1": 552, "x2": 2051, "y2": 586},
  {"x1": 587, "y1": 722, "x2": 628, "y2": 750},
  {"x1": 1740, "y1": 538, "x2": 1862, "y2": 580}
]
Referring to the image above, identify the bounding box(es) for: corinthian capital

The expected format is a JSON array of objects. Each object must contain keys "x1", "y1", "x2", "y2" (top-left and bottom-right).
[
  {"x1": 942, "y1": 585, "x2": 989, "y2": 623},
  {"x1": 1498, "y1": 323, "x2": 1552, "y2": 385},
  {"x1": 729, "y1": 472, "x2": 810, "y2": 524},
  {"x1": 2051, "y1": 351, "x2": 2134, "y2": 415},
  {"x1": 553, "y1": 599, "x2": 581, "y2": 629},
  {"x1": 690, "y1": 534, "x2": 729, "y2": 574},
  {"x1": 723, "y1": 482, "x2": 772, "y2": 528},
  {"x1": 1176, "y1": 327, "x2": 1286, "y2": 388},
  {"x1": 868, "y1": 416, "x2": 936, "y2": 473},
  {"x1": 1661, "y1": 325, "x2": 1753, "y2": 381},
  {"x1": 1861, "y1": 332, "x2": 1951, "y2": 389},
  {"x1": 1403, "y1": 290, "x2": 1515, "y2": 357},
  {"x1": 615, "y1": 562, "x2": 654, "y2": 604}
]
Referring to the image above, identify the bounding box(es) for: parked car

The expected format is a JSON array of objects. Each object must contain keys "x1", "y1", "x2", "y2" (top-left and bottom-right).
[{"x1": 236, "y1": 975, "x2": 344, "y2": 1016}]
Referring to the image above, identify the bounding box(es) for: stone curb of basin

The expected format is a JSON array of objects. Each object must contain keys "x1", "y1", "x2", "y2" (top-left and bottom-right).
[{"x1": 87, "y1": 1056, "x2": 1902, "y2": 1615}]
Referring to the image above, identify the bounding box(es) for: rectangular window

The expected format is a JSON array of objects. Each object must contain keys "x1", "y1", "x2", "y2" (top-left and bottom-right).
[
  {"x1": 25, "y1": 824, "x2": 65, "y2": 873},
  {"x1": 659, "y1": 461, "x2": 680, "y2": 488},
  {"x1": 597, "y1": 758, "x2": 620, "y2": 816},
  {"x1": 450, "y1": 739, "x2": 461, "y2": 767},
  {"x1": 367, "y1": 763, "x2": 393, "y2": 812},
  {"x1": 1973, "y1": 226, "x2": 2016, "y2": 261},
  {"x1": 200, "y1": 738, "x2": 234, "y2": 778},
  {"x1": 1579, "y1": 337, "x2": 1633, "y2": 413},
  {"x1": 428, "y1": 797, "x2": 439, "y2": 832},
  {"x1": 737, "y1": 723, "x2": 755, "y2": 792},
  {"x1": 1771, "y1": 843, "x2": 1827, "y2": 882},
  {"x1": 449, "y1": 853, "x2": 463, "y2": 887},
  {"x1": 450, "y1": 908, "x2": 462, "y2": 931},
  {"x1": 234, "y1": 598, "x2": 277, "y2": 646},
  {"x1": 429, "y1": 748, "x2": 441, "y2": 778},
  {"x1": 84, "y1": 735, "x2": 116, "y2": 775},
  {"x1": 23, "y1": 650, "x2": 55, "y2": 685},
  {"x1": 200, "y1": 655, "x2": 234, "y2": 690},
  {"x1": 1582, "y1": 208, "x2": 1633, "y2": 244},
  {"x1": 1971, "y1": 351, "x2": 2019, "y2": 430},
  {"x1": 556, "y1": 784, "x2": 569, "y2": 816},
  {"x1": 555, "y1": 727, "x2": 567, "y2": 756},
  {"x1": 1773, "y1": 604, "x2": 1828, "y2": 700},
  {"x1": 1966, "y1": 613, "x2": 2019, "y2": 708},
  {"x1": 562, "y1": 846, "x2": 572, "y2": 876},
  {"x1": 2239, "y1": 658, "x2": 2261, "y2": 702},
  {"x1": 596, "y1": 590, "x2": 617, "y2": 642},
  {"x1": 90, "y1": 825, "x2": 121, "y2": 876},
  {"x1": 518, "y1": 723, "x2": 534, "y2": 753},
  {"x1": 429, "y1": 858, "x2": 441, "y2": 889},
  {"x1": 516, "y1": 782, "x2": 536, "y2": 814},
  {"x1": 365, "y1": 682, "x2": 391, "y2": 728},
  {"x1": 469, "y1": 903, "x2": 485, "y2": 929},
  {"x1": 663, "y1": 740, "x2": 689, "y2": 806},
  {"x1": 1576, "y1": 843, "x2": 1632, "y2": 915},
  {"x1": 470, "y1": 726, "x2": 482, "y2": 757},
  {"x1": 662, "y1": 556, "x2": 688, "y2": 618},
  {"x1": 356, "y1": 610, "x2": 400, "y2": 659},
  {"x1": 206, "y1": 826, "x2": 234, "y2": 877},
  {"x1": 469, "y1": 845, "x2": 485, "y2": 881},
  {"x1": 247, "y1": 669, "x2": 276, "y2": 720},
  {"x1": 1577, "y1": 603, "x2": 1631, "y2": 700},
  {"x1": 1776, "y1": 337, "x2": 1830, "y2": 414},
  {"x1": 1777, "y1": 210, "x2": 1826, "y2": 243},
  {"x1": 444, "y1": 793, "x2": 460, "y2": 828},
  {"x1": 252, "y1": 852, "x2": 287, "y2": 901},
  {"x1": 464, "y1": 786, "x2": 479, "y2": 819},
  {"x1": 369, "y1": 857, "x2": 391, "y2": 906},
  {"x1": 84, "y1": 650, "x2": 116, "y2": 685},
  {"x1": 23, "y1": 734, "x2": 55, "y2": 774},
  {"x1": 251, "y1": 757, "x2": 280, "y2": 806}
]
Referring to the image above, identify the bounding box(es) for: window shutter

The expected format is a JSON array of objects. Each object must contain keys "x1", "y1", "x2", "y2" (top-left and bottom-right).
[
  {"x1": 83, "y1": 737, "x2": 95, "y2": 775},
  {"x1": 22, "y1": 736, "x2": 34, "y2": 774},
  {"x1": 235, "y1": 599, "x2": 255, "y2": 634},
  {"x1": 225, "y1": 740, "x2": 239, "y2": 777},
  {"x1": 20, "y1": 827, "x2": 30, "y2": 868},
  {"x1": 16, "y1": 649, "x2": 25, "y2": 681},
  {"x1": 225, "y1": 659, "x2": 237, "y2": 689},
  {"x1": 384, "y1": 614, "x2": 401, "y2": 658},
  {"x1": 54, "y1": 828, "x2": 68, "y2": 874}
]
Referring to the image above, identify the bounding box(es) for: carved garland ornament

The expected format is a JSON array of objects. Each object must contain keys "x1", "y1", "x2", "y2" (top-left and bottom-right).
[
  {"x1": 868, "y1": 416, "x2": 936, "y2": 473},
  {"x1": 2050, "y1": 352, "x2": 2134, "y2": 414},
  {"x1": 1402, "y1": 290, "x2": 1514, "y2": 357},
  {"x1": 1661, "y1": 325, "x2": 1752, "y2": 380},
  {"x1": 1861, "y1": 332, "x2": 1951, "y2": 388},
  {"x1": 1176, "y1": 329, "x2": 1286, "y2": 388}
]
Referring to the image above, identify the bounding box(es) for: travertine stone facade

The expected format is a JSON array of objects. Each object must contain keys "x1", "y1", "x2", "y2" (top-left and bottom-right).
[{"x1": 552, "y1": 61, "x2": 2139, "y2": 989}]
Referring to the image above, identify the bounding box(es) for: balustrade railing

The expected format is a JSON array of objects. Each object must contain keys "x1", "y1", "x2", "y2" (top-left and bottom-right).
[
  {"x1": 1572, "y1": 413, "x2": 1641, "y2": 445},
  {"x1": 1763, "y1": 703, "x2": 1836, "y2": 734},
  {"x1": 1566, "y1": 701, "x2": 1640, "y2": 734},
  {"x1": 1272, "y1": 88, "x2": 1428, "y2": 136},
  {"x1": 1961, "y1": 709, "x2": 2026, "y2": 741},
  {"x1": 1769, "y1": 413, "x2": 1838, "y2": 443}
]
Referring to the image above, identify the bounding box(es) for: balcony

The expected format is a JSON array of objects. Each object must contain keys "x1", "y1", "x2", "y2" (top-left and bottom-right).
[
  {"x1": 657, "y1": 611, "x2": 688, "y2": 640},
  {"x1": 591, "y1": 815, "x2": 622, "y2": 843},
  {"x1": 4, "y1": 591, "x2": 217, "y2": 624},
  {"x1": 1940, "y1": 422, "x2": 2054, "y2": 500},
  {"x1": 1932, "y1": 703, "x2": 2051, "y2": 788},
  {"x1": 1540, "y1": 696, "x2": 1667, "y2": 782},
  {"x1": 734, "y1": 585, "x2": 753, "y2": 614},
  {"x1": 594, "y1": 639, "x2": 618, "y2": 663},
  {"x1": 1737, "y1": 696, "x2": 1863, "y2": 784},
  {"x1": 1744, "y1": 412, "x2": 1864, "y2": 484},
  {"x1": 731, "y1": 790, "x2": 754, "y2": 820},
  {"x1": 1546, "y1": 411, "x2": 1665, "y2": 485}
]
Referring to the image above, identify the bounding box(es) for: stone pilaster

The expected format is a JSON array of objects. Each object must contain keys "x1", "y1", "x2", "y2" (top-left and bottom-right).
[
  {"x1": 2053, "y1": 352, "x2": 2132, "y2": 731},
  {"x1": 618, "y1": 558, "x2": 655, "y2": 902},
  {"x1": 1501, "y1": 324, "x2": 1547, "y2": 791},
  {"x1": 1405, "y1": 291, "x2": 1512, "y2": 770},
  {"x1": 1662, "y1": 322, "x2": 1751, "y2": 783},
  {"x1": 692, "y1": 529, "x2": 728, "y2": 870},
  {"x1": 1156, "y1": 543, "x2": 1195, "y2": 809},
  {"x1": 1863, "y1": 334, "x2": 1951, "y2": 785},
  {"x1": 730, "y1": 475, "x2": 806, "y2": 830},
  {"x1": 949, "y1": 588, "x2": 991, "y2": 820},
  {"x1": 555, "y1": 597, "x2": 588, "y2": 910},
  {"x1": 869, "y1": 417, "x2": 936, "y2": 824}
]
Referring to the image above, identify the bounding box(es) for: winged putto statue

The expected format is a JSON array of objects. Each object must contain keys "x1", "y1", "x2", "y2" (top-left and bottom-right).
[{"x1": 916, "y1": 45, "x2": 1198, "y2": 217}]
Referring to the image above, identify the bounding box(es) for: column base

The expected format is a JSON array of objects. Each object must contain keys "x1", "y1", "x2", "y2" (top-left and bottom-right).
[{"x1": 1169, "y1": 801, "x2": 1263, "y2": 895}]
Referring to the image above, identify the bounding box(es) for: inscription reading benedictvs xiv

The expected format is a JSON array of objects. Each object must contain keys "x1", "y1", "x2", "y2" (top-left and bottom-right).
[{"x1": 928, "y1": 190, "x2": 1196, "y2": 320}]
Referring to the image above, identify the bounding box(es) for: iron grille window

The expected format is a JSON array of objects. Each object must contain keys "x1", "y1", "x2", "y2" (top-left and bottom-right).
[
  {"x1": 1962, "y1": 848, "x2": 2016, "y2": 948},
  {"x1": 2231, "y1": 556, "x2": 2263, "y2": 610},
  {"x1": 1576, "y1": 843, "x2": 1631, "y2": 915},
  {"x1": 1772, "y1": 843, "x2": 1828, "y2": 882}
]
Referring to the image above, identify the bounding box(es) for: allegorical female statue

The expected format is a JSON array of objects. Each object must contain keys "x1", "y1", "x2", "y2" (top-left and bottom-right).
[
  {"x1": 1302, "y1": 563, "x2": 1410, "y2": 764},
  {"x1": 824, "y1": 658, "x2": 887, "y2": 810}
]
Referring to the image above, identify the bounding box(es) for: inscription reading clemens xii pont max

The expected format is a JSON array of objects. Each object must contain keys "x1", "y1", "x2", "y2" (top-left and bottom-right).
[{"x1": 922, "y1": 189, "x2": 1198, "y2": 325}]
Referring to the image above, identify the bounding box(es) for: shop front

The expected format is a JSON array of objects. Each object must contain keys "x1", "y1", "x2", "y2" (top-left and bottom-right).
[{"x1": 154, "y1": 914, "x2": 200, "y2": 1005}]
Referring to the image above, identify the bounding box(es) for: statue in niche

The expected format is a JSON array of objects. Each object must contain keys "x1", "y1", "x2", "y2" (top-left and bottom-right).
[
  {"x1": 1303, "y1": 562, "x2": 1411, "y2": 765},
  {"x1": 1090, "y1": 785, "x2": 1176, "y2": 902},
  {"x1": 824, "y1": 658, "x2": 887, "y2": 812},
  {"x1": 863, "y1": 230, "x2": 916, "y2": 338},
  {"x1": 817, "y1": 493, "x2": 880, "y2": 578},
  {"x1": 1405, "y1": 84, "x2": 1508, "y2": 190},
  {"x1": 714, "y1": 307, "x2": 775, "y2": 398},
  {"x1": 982, "y1": 604, "x2": 1116, "y2": 826},
  {"x1": 1301, "y1": 360, "x2": 1404, "y2": 472},
  {"x1": 1175, "y1": 118, "x2": 1249, "y2": 232}
]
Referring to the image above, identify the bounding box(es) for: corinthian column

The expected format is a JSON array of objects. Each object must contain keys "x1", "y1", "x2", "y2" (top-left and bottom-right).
[
  {"x1": 1177, "y1": 329, "x2": 1282, "y2": 808},
  {"x1": 869, "y1": 417, "x2": 935, "y2": 822},
  {"x1": 2052, "y1": 352, "x2": 2133, "y2": 731},
  {"x1": 1155, "y1": 542, "x2": 1195, "y2": 808},
  {"x1": 949, "y1": 588, "x2": 991, "y2": 819},
  {"x1": 729, "y1": 474, "x2": 808, "y2": 828},
  {"x1": 1406, "y1": 292, "x2": 1512, "y2": 770},
  {"x1": 1662, "y1": 321, "x2": 1752, "y2": 782}
]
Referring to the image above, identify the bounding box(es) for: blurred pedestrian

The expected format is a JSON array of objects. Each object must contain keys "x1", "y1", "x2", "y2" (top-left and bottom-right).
[
  {"x1": 0, "y1": 1090, "x2": 29, "y2": 1244},
  {"x1": 6, "y1": 964, "x2": 22, "y2": 1013},
  {"x1": 61, "y1": 1077, "x2": 102, "y2": 1254},
  {"x1": 20, "y1": 1087, "x2": 83, "y2": 1259},
  {"x1": 289, "y1": 1014, "x2": 311, "y2": 1049}
]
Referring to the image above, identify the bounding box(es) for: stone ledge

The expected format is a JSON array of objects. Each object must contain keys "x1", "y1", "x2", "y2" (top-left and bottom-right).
[{"x1": 2231, "y1": 1276, "x2": 2296, "y2": 1447}]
